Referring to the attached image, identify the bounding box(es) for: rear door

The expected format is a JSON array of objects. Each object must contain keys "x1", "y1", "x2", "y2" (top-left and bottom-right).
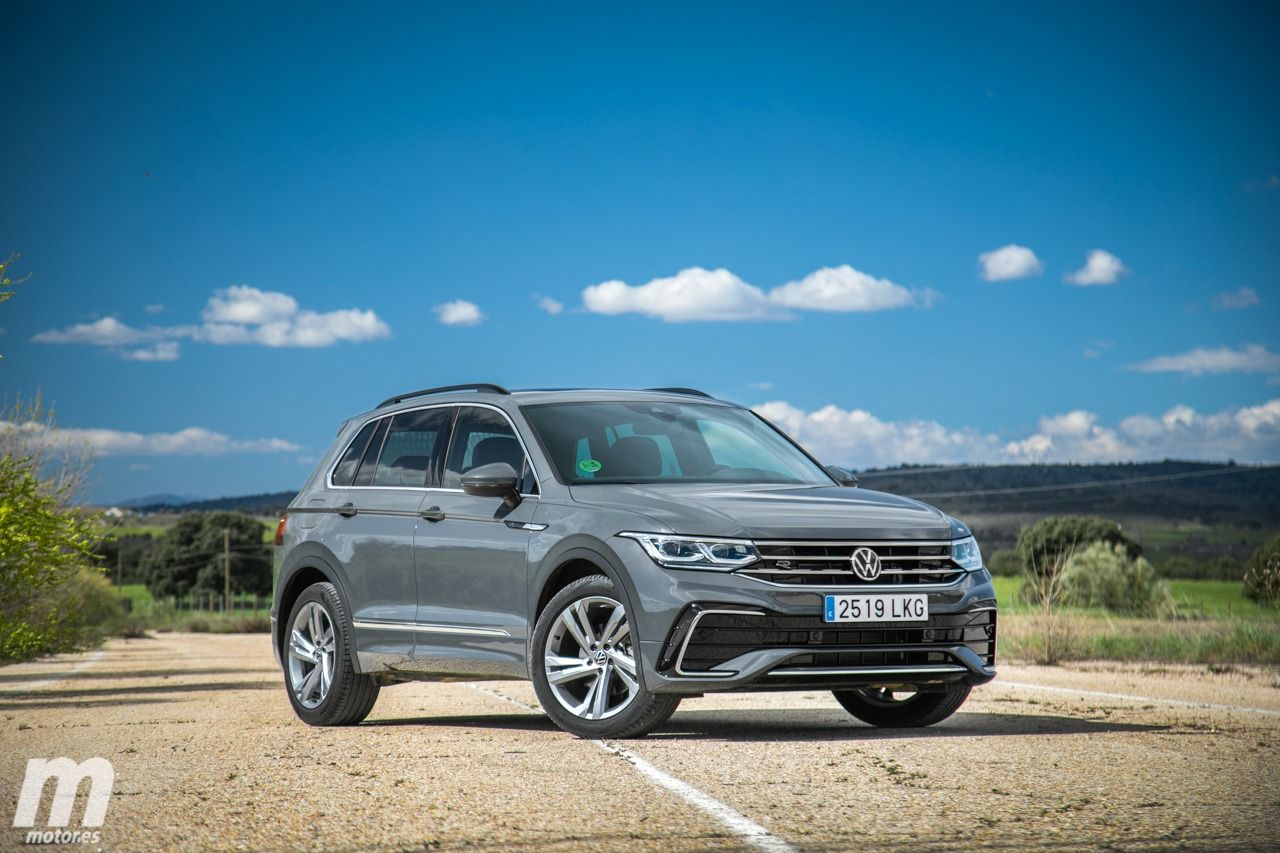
[
  {"x1": 335, "y1": 407, "x2": 452, "y2": 666},
  {"x1": 413, "y1": 405, "x2": 539, "y2": 675}
]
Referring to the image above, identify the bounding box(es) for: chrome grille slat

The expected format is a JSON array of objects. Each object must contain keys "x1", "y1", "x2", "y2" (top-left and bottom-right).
[{"x1": 741, "y1": 540, "x2": 964, "y2": 587}]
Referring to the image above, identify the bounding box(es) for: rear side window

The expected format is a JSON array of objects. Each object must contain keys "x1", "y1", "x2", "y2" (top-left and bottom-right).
[
  {"x1": 352, "y1": 418, "x2": 390, "y2": 487},
  {"x1": 331, "y1": 419, "x2": 380, "y2": 487},
  {"x1": 442, "y1": 406, "x2": 531, "y2": 490},
  {"x1": 372, "y1": 408, "x2": 453, "y2": 487}
]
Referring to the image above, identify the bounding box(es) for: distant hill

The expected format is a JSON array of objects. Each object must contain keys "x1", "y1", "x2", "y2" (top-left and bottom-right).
[
  {"x1": 857, "y1": 460, "x2": 1280, "y2": 527},
  {"x1": 129, "y1": 490, "x2": 296, "y2": 515},
  {"x1": 126, "y1": 461, "x2": 1280, "y2": 527},
  {"x1": 118, "y1": 492, "x2": 205, "y2": 508}
]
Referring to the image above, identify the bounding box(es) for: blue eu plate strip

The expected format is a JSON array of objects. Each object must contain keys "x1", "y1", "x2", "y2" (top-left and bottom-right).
[{"x1": 823, "y1": 595, "x2": 835, "y2": 622}]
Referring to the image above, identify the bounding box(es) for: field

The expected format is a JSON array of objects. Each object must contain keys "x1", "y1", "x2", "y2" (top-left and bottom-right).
[{"x1": 992, "y1": 576, "x2": 1280, "y2": 664}]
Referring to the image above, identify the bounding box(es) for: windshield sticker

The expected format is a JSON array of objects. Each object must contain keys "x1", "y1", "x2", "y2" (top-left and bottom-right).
[{"x1": 578, "y1": 458, "x2": 602, "y2": 474}]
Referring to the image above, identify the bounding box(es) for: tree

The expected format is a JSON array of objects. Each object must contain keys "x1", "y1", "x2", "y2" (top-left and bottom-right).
[
  {"x1": 1017, "y1": 516, "x2": 1141, "y2": 578},
  {"x1": 0, "y1": 253, "x2": 31, "y2": 360},
  {"x1": 0, "y1": 444, "x2": 115, "y2": 663},
  {"x1": 143, "y1": 512, "x2": 272, "y2": 600},
  {"x1": 1060, "y1": 541, "x2": 1172, "y2": 615}
]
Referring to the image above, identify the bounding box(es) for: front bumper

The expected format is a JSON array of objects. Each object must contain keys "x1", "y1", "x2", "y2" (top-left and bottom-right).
[{"x1": 613, "y1": 538, "x2": 998, "y2": 694}]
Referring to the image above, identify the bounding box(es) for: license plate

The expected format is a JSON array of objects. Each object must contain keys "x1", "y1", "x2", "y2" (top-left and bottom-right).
[{"x1": 824, "y1": 593, "x2": 928, "y2": 623}]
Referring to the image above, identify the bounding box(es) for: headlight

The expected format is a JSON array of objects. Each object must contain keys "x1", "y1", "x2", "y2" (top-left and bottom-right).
[
  {"x1": 619, "y1": 532, "x2": 760, "y2": 571},
  {"x1": 951, "y1": 535, "x2": 983, "y2": 571}
]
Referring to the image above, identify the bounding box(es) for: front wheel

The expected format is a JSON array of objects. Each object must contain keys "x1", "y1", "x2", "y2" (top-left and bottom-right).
[
  {"x1": 284, "y1": 582, "x2": 380, "y2": 726},
  {"x1": 832, "y1": 685, "x2": 971, "y2": 727},
  {"x1": 531, "y1": 574, "x2": 680, "y2": 738}
]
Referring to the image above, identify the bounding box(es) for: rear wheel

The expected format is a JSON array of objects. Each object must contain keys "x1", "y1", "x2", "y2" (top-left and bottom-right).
[
  {"x1": 531, "y1": 574, "x2": 680, "y2": 738},
  {"x1": 284, "y1": 582, "x2": 379, "y2": 726},
  {"x1": 832, "y1": 685, "x2": 970, "y2": 727}
]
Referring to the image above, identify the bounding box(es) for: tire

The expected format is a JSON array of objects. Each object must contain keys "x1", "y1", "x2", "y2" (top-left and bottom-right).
[
  {"x1": 832, "y1": 685, "x2": 971, "y2": 728},
  {"x1": 283, "y1": 582, "x2": 380, "y2": 726},
  {"x1": 531, "y1": 574, "x2": 680, "y2": 738}
]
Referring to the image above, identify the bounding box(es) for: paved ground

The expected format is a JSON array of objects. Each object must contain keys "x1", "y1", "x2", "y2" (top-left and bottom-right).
[{"x1": 1, "y1": 634, "x2": 1277, "y2": 851}]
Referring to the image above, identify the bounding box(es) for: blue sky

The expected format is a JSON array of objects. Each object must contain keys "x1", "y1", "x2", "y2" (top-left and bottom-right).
[{"x1": 2, "y1": 1, "x2": 1278, "y2": 503}]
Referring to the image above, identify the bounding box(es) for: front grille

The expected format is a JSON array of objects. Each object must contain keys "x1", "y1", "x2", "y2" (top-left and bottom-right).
[
  {"x1": 677, "y1": 609, "x2": 996, "y2": 673},
  {"x1": 739, "y1": 541, "x2": 964, "y2": 586}
]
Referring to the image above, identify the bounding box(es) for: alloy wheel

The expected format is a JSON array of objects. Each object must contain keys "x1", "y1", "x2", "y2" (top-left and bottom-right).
[
  {"x1": 287, "y1": 601, "x2": 335, "y2": 709},
  {"x1": 543, "y1": 595, "x2": 638, "y2": 721}
]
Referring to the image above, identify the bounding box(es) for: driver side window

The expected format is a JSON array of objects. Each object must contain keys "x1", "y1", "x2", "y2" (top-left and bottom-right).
[{"x1": 442, "y1": 407, "x2": 536, "y2": 493}]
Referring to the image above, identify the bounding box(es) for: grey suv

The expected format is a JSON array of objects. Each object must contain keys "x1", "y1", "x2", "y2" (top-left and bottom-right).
[{"x1": 272, "y1": 385, "x2": 996, "y2": 737}]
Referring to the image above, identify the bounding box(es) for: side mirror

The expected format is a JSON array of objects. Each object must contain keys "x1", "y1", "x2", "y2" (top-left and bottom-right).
[
  {"x1": 825, "y1": 465, "x2": 858, "y2": 487},
  {"x1": 461, "y1": 462, "x2": 522, "y2": 508}
]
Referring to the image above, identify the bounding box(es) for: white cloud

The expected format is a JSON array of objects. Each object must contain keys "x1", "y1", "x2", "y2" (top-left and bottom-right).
[
  {"x1": 749, "y1": 381, "x2": 774, "y2": 391},
  {"x1": 434, "y1": 300, "x2": 484, "y2": 326},
  {"x1": 978, "y1": 244, "x2": 1044, "y2": 281},
  {"x1": 0, "y1": 421, "x2": 301, "y2": 456},
  {"x1": 1065, "y1": 249, "x2": 1128, "y2": 286},
  {"x1": 581, "y1": 265, "x2": 928, "y2": 323},
  {"x1": 754, "y1": 401, "x2": 1001, "y2": 467},
  {"x1": 768, "y1": 265, "x2": 925, "y2": 312},
  {"x1": 536, "y1": 296, "x2": 564, "y2": 315},
  {"x1": 143, "y1": 303, "x2": 166, "y2": 315},
  {"x1": 1083, "y1": 339, "x2": 1113, "y2": 359},
  {"x1": 753, "y1": 399, "x2": 1280, "y2": 465},
  {"x1": 583, "y1": 267, "x2": 777, "y2": 322},
  {"x1": 202, "y1": 285, "x2": 298, "y2": 325},
  {"x1": 32, "y1": 317, "x2": 154, "y2": 346},
  {"x1": 1212, "y1": 287, "x2": 1261, "y2": 310},
  {"x1": 1004, "y1": 410, "x2": 1128, "y2": 462},
  {"x1": 33, "y1": 286, "x2": 390, "y2": 357},
  {"x1": 122, "y1": 341, "x2": 180, "y2": 362},
  {"x1": 1129, "y1": 344, "x2": 1280, "y2": 376}
]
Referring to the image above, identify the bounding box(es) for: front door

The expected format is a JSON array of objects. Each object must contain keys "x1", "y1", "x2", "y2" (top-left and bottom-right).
[{"x1": 413, "y1": 405, "x2": 538, "y2": 677}]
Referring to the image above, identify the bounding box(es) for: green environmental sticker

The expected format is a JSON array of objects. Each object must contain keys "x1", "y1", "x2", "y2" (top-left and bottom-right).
[{"x1": 578, "y1": 458, "x2": 602, "y2": 474}]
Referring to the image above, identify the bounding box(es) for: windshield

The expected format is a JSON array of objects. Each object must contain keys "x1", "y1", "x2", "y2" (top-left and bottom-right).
[{"x1": 522, "y1": 401, "x2": 834, "y2": 486}]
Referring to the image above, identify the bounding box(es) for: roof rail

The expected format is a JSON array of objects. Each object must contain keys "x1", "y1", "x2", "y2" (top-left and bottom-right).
[
  {"x1": 646, "y1": 387, "x2": 713, "y2": 398},
  {"x1": 377, "y1": 383, "x2": 511, "y2": 408}
]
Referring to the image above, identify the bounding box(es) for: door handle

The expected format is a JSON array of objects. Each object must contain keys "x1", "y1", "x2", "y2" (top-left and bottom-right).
[
  {"x1": 420, "y1": 506, "x2": 445, "y2": 522},
  {"x1": 336, "y1": 502, "x2": 357, "y2": 518}
]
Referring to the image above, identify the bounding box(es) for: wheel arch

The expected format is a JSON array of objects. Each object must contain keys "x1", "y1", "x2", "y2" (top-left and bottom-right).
[
  {"x1": 529, "y1": 539, "x2": 644, "y2": 683},
  {"x1": 274, "y1": 549, "x2": 359, "y2": 671}
]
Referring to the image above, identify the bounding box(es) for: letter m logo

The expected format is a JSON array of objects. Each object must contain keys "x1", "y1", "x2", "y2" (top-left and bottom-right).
[{"x1": 12, "y1": 758, "x2": 114, "y2": 828}]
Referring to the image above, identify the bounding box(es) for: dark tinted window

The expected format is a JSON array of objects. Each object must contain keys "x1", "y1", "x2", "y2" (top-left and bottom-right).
[
  {"x1": 523, "y1": 401, "x2": 832, "y2": 485},
  {"x1": 332, "y1": 419, "x2": 379, "y2": 487},
  {"x1": 442, "y1": 407, "x2": 530, "y2": 490},
  {"x1": 372, "y1": 408, "x2": 452, "y2": 487},
  {"x1": 352, "y1": 418, "x2": 389, "y2": 487}
]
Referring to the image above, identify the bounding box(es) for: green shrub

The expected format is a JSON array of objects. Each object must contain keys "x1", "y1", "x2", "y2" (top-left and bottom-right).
[
  {"x1": 987, "y1": 549, "x2": 1021, "y2": 577},
  {"x1": 1017, "y1": 516, "x2": 1141, "y2": 576},
  {"x1": 1243, "y1": 535, "x2": 1280, "y2": 606},
  {"x1": 1061, "y1": 541, "x2": 1173, "y2": 615},
  {"x1": 0, "y1": 454, "x2": 112, "y2": 662}
]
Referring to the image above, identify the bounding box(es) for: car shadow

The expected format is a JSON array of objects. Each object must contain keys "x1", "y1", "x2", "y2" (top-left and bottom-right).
[
  {"x1": 650, "y1": 708, "x2": 1169, "y2": 741},
  {"x1": 365, "y1": 712, "x2": 556, "y2": 731},
  {"x1": 360, "y1": 708, "x2": 1167, "y2": 739}
]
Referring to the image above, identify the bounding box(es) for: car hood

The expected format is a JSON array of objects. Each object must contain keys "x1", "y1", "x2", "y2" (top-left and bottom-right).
[{"x1": 568, "y1": 483, "x2": 951, "y2": 540}]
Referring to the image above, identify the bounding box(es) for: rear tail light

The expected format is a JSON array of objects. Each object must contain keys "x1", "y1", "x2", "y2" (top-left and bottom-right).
[{"x1": 274, "y1": 514, "x2": 288, "y2": 546}]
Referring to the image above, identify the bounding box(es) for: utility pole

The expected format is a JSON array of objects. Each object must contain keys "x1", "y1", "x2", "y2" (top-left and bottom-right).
[
  {"x1": 116, "y1": 549, "x2": 123, "y2": 587},
  {"x1": 224, "y1": 528, "x2": 231, "y2": 613}
]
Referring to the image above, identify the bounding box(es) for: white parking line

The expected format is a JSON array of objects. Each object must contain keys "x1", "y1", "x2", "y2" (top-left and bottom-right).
[
  {"x1": 0, "y1": 650, "x2": 107, "y2": 693},
  {"x1": 997, "y1": 679, "x2": 1280, "y2": 718},
  {"x1": 466, "y1": 684, "x2": 797, "y2": 853}
]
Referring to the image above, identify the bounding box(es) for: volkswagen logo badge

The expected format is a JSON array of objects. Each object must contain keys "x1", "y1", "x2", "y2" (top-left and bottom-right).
[{"x1": 850, "y1": 547, "x2": 882, "y2": 581}]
